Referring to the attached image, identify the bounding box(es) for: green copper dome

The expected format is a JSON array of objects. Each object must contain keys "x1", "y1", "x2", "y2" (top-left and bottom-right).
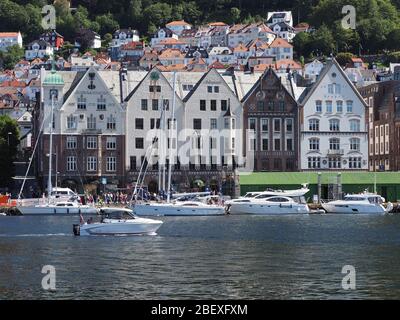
[{"x1": 43, "y1": 69, "x2": 64, "y2": 85}]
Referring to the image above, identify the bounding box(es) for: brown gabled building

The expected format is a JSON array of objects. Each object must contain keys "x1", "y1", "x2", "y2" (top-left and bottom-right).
[
  {"x1": 359, "y1": 80, "x2": 400, "y2": 171},
  {"x1": 242, "y1": 67, "x2": 299, "y2": 171}
]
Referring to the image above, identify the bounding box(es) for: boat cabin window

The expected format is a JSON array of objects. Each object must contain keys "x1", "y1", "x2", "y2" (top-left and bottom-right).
[
  {"x1": 104, "y1": 210, "x2": 135, "y2": 220},
  {"x1": 267, "y1": 197, "x2": 289, "y2": 202},
  {"x1": 344, "y1": 196, "x2": 365, "y2": 201},
  {"x1": 254, "y1": 193, "x2": 275, "y2": 199},
  {"x1": 368, "y1": 197, "x2": 382, "y2": 204},
  {"x1": 182, "y1": 203, "x2": 199, "y2": 206},
  {"x1": 244, "y1": 193, "x2": 259, "y2": 198}
]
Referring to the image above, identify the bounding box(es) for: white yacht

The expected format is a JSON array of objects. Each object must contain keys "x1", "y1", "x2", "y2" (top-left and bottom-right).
[
  {"x1": 227, "y1": 196, "x2": 310, "y2": 215},
  {"x1": 133, "y1": 201, "x2": 225, "y2": 216},
  {"x1": 18, "y1": 201, "x2": 98, "y2": 216},
  {"x1": 73, "y1": 207, "x2": 163, "y2": 236},
  {"x1": 321, "y1": 193, "x2": 393, "y2": 214}
]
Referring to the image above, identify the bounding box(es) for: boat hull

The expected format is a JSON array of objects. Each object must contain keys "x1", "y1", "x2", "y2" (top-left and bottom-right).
[
  {"x1": 321, "y1": 203, "x2": 386, "y2": 214},
  {"x1": 79, "y1": 220, "x2": 163, "y2": 236},
  {"x1": 133, "y1": 203, "x2": 225, "y2": 216},
  {"x1": 18, "y1": 206, "x2": 98, "y2": 215},
  {"x1": 228, "y1": 202, "x2": 310, "y2": 215}
]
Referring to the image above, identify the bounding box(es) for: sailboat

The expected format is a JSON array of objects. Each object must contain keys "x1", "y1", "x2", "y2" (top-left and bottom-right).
[
  {"x1": 16, "y1": 69, "x2": 97, "y2": 216},
  {"x1": 132, "y1": 72, "x2": 225, "y2": 216}
]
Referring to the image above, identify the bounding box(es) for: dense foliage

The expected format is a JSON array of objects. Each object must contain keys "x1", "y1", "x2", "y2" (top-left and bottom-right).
[{"x1": 0, "y1": 0, "x2": 399, "y2": 55}]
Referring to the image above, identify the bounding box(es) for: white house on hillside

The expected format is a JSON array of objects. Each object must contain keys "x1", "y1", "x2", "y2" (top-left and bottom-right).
[
  {"x1": 0, "y1": 32, "x2": 23, "y2": 51},
  {"x1": 165, "y1": 20, "x2": 192, "y2": 36},
  {"x1": 267, "y1": 11, "x2": 293, "y2": 27},
  {"x1": 304, "y1": 59, "x2": 324, "y2": 81},
  {"x1": 25, "y1": 40, "x2": 54, "y2": 60},
  {"x1": 299, "y1": 59, "x2": 368, "y2": 171}
]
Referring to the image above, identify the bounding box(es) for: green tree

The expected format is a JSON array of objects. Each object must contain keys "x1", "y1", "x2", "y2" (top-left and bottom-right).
[
  {"x1": 102, "y1": 33, "x2": 113, "y2": 48},
  {"x1": 230, "y1": 7, "x2": 241, "y2": 24},
  {"x1": 386, "y1": 29, "x2": 400, "y2": 51},
  {"x1": 310, "y1": 25, "x2": 335, "y2": 56},
  {"x1": 143, "y1": 2, "x2": 172, "y2": 31},
  {"x1": 0, "y1": 115, "x2": 20, "y2": 189},
  {"x1": 95, "y1": 13, "x2": 120, "y2": 36},
  {"x1": 335, "y1": 52, "x2": 354, "y2": 66},
  {"x1": 0, "y1": 45, "x2": 24, "y2": 70},
  {"x1": 293, "y1": 31, "x2": 311, "y2": 58}
]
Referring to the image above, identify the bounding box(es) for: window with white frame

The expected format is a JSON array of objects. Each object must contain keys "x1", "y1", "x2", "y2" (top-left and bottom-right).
[
  {"x1": 346, "y1": 100, "x2": 353, "y2": 112},
  {"x1": 350, "y1": 119, "x2": 360, "y2": 132},
  {"x1": 249, "y1": 118, "x2": 256, "y2": 131},
  {"x1": 87, "y1": 136, "x2": 97, "y2": 149},
  {"x1": 261, "y1": 118, "x2": 268, "y2": 132},
  {"x1": 97, "y1": 95, "x2": 106, "y2": 110},
  {"x1": 66, "y1": 136, "x2": 77, "y2": 149},
  {"x1": 329, "y1": 119, "x2": 340, "y2": 131},
  {"x1": 107, "y1": 115, "x2": 116, "y2": 130},
  {"x1": 273, "y1": 118, "x2": 281, "y2": 132},
  {"x1": 286, "y1": 118, "x2": 293, "y2": 132},
  {"x1": 77, "y1": 95, "x2": 86, "y2": 110},
  {"x1": 224, "y1": 118, "x2": 230, "y2": 129},
  {"x1": 309, "y1": 138, "x2": 319, "y2": 150},
  {"x1": 67, "y1": 156, "x2": 77, "y2": 171},
  {"x1": 106, "y1": 157, "x2": 116, "y2": 172},
  {"x1": 329, "y1": 138, "x2": 340, "y2": 150},
  {"x1": 350, "y1": 138, "x2": 360, "y2": 151},
  {"x1": 326, "y1": 100, "x2": 333, "y2": 113},
  {"x1": 328, "y1": 157, "x2": 341, "y2": 168},
  {"x1": 67, "y1": 115, "x2": 77, "y2": 129},
  {"x1": 315, "y1": 100, "x2": 322, "y2": 112},
  {"x1": 87, "y1": 156, "x2": 97, "y2": 171},
  {"x1": 308, "y1": 157, "x2": 321, "y2": 169},
  {"x1": 349, "y1": 157, "x2": 362, "y2": 169},
  {"x1": 309, "y1": 119, "x2": 319, "y2": 131},
  {"x1": 106, "y1": 137, "x2": 117, "y2": 150},
  {"x1": 336, "y1": 100, "x2": 343, "y2": 113},
  {"x1": 87, "y1": 114, "x2": 96, "y2": 130}
]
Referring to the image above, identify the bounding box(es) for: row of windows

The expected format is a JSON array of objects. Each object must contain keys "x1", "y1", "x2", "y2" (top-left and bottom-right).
[
  {"x1": 308, "y1": 119, "x2": 360, "y2": 132},
  {"x1": 249, "y1": 118, "x2": 293, "y2": 133},
  {"x1": 141, "y1": 99, "x2": 170, "y2": 111},
  {"x1": 249, "y1": 138, "x2": 294, "y2": 151},
  {"x1": 200, "y1": 99, "x2": 228, "y2": 111},
  {"x1": 77, "y1": 95, "x2": 107, "y2": 111},
  {"x1": 307, "y1": 157, "x2": 362, "y2": 169},
  {"x1": 308, "y1": 138, "x2": 360, "y2": 151},
  {"x1": 66, "y1": 136, "x2": 117, "y2": 150},
  {"x1": 66, "y1": 156, "x2": 117, "y2": 172},
  {"x1": 315, "y1": 100, "x2": 353, "y2": 113},
  {"x1": 66, "y1": 114, "x2": 116, "y2": 130}
]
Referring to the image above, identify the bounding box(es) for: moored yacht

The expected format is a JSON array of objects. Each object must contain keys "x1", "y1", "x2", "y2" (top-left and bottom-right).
[
  {"x1": 227, "y1": 196, "x2": 310, "y2": 215},
  {"x1": 133, "y1": 200, "x2": 225, "y2": 216},
  {"x1": 18, "y1": 201, "x2": 98, "y2": 216},
  {"x1": 73, "y1": 207, "x2": 163, "y2": 236},
  {"x1": 321, "y1": 193, "x2": 393, "y2": 214}
]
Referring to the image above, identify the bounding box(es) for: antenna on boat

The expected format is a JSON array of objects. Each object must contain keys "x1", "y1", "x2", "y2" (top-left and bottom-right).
[{"x1": 166, "y1": 71, "x2": 177, "y2": 203}]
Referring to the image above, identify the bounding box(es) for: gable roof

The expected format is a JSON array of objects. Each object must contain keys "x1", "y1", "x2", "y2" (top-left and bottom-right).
[
  {"x1": 299, "y1": 58, "x2": 368, "y2": 107},
  {"x1": 269, "y1": 37, "x2": 292, "y2": 48},
  {"x1": 241, "y1": 67, "x2": 296, "y2": 104},
  {"x1": 166, "y1": 20, "x2": 191, "y2": 27},
  {"x1": 183, "y1": 68, "x2": 237, "y2": 102}
]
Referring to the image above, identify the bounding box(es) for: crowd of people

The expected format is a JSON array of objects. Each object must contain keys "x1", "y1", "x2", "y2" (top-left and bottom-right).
[{"x1": 84, "y1": 192, "x2": 130, "y2": 206}]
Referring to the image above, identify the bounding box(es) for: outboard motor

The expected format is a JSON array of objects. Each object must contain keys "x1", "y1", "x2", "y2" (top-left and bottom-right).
[{"x1": 73, "y1": 224, "x2": 80, "y2": 236}]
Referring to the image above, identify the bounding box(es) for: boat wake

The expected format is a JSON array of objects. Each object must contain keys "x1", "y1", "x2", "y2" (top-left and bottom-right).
[{"x1": 0, "y1": 233, "x2": 70, "y2": 237}]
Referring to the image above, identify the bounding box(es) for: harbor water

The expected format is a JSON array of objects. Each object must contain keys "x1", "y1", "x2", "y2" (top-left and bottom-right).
[{"x1": 1, "y1": 214, "x2": 400, "y2": 299}]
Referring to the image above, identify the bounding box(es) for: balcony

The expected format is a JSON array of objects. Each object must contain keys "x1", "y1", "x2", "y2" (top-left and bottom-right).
[
  {"x1": 82, "y1": 128, "x2": 102, "y2": 134},
  {"x1": 327, "y1": 149, "x2": 344, "y2": 156}
]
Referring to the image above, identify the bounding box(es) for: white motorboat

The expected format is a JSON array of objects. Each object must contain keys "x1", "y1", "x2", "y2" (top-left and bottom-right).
[
  {"x1": 73, "y1": 207, "x2": 163, "y2": 236},
  {"x1": 18, "y1": 201, "x2": 98, "y2": 215},
  {"x1": 226, "y1": 185, "x2": 309, "y2": 206},
  {"x1": 227, "y1": 196, "x2": 310, "y2": 215},
  {"x1": 321, "y1": 193, "x2": 393, "y2": 214},
  {"x1": 133, "y1": 201, "x2": 225, "y2": 216}
]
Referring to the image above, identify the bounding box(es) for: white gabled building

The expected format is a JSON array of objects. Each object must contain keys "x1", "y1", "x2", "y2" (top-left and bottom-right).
[
  {"x1": 0, "y1": 32, "x2": 23, "y2": 51},
  {"x1": 299, "y1": 59, "x2": 368, "y2": 171},
  {"x1": 182, "y1": 68, "x2": 243, "y2": 171},
  {"x1": 303, "y1": 59, "x2": 324, "y2": 82},
  {"x1": 267, "y1": 11, "x2": 293, "y2": 27},
  {"x1": 25, "y1": 40, "x2": 54, "y2": 60}
]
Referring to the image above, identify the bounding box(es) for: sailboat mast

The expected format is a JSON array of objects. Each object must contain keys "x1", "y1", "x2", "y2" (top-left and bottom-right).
[
  {"x1": 47, "y1": 94, "x2": 54, "y2": 203},
  {"x1": 166, "y1": 72, "x2": 176, "y2": 203}
]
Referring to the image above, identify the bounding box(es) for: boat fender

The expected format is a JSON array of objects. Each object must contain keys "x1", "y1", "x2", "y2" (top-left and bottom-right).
[
  {"x1": 73, "y1": 224, "x2": 80, "y2": 236},
  {"x1": 8, "y1": 209, "x2": 15, "y2": 216},
  {"x1": 386, "y1": 202, "x2": 394, "y2": 213}
]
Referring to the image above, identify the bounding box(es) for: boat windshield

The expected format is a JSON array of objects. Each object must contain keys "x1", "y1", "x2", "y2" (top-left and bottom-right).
[
  {"x1": 368, "y1": 197, "x2": 382, "y2": 204},
  {"x1": 344, "y1": 196, "x2": 366, "y2": 201},
  {"x1": 244, "y1": 193, "x2": 259, "y2": 198},
  {"x1": 103, "y1": 210, "x2": 135, "y2": 220}
]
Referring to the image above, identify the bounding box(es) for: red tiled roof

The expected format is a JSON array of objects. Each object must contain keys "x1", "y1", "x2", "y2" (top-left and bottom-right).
[
  {"x1": 166, "y1": 20, "x2": 191, "y2": 26},
  {"x1": 269, "y1": 37, "x2": 292, "y2": 48}
]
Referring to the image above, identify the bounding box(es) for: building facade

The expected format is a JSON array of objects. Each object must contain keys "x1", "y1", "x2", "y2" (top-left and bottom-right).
[
  {"x1": 39, "y1": 67, "x2": 126, "y2": 193},
  {"x1": 299, "y1": 59, "x2": 369, "y2": 171},
  {"x1": 242, "y1": 67, "x2": 299, "y2": 171},
  {"x1": 359, "y1": 80, "x2": 400, "y2": 171}
]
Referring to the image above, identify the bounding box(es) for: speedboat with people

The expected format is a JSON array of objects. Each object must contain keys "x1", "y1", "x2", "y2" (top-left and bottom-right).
[
  {"x1": 321, "y1": 193, "x2": 393, "y2": 214},
  {"x1": 226, "y1": 195, "x2": 310, "y2": 215},
  {"x1": 17, "y1": 201, "x2": 98, "y2": 215},
  {"x1": 73, "y1": 207, "x2": 163, "y2": 236}
]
